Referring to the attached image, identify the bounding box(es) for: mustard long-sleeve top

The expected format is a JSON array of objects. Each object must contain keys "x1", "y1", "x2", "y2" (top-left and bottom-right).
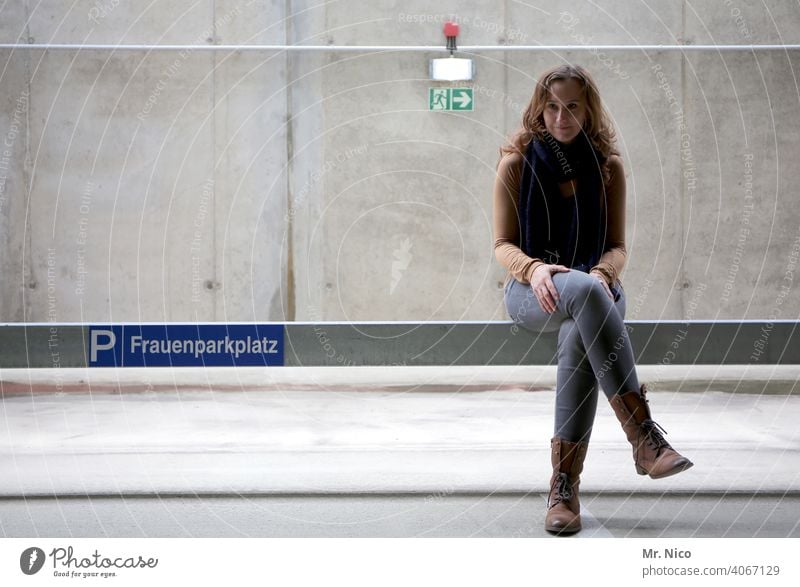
[{"x1": 492, "y1": 149, "x2": 628, "y2": 288}]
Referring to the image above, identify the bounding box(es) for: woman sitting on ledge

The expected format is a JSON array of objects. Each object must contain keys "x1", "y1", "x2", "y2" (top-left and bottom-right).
[{"x1": 492, "y1": 64, "x2": 693, "y2": 535}]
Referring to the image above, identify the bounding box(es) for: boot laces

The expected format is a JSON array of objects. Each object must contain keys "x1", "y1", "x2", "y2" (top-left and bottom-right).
[
  {"x1": 641, "y1": 419, "x2": 670, "y2": 451},
  {"x1": 551, "y1": 472, "x2": 574, "y2": 504}
]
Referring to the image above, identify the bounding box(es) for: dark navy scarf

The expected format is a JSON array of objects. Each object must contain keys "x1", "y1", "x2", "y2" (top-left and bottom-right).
[{"x1": 518, "y1": 131, "x2": 607, "y2": 272}]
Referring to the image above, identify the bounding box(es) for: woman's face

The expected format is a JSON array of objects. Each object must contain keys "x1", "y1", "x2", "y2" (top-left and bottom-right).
[{"x1": 542, "y1": 78, "x2": 587, "y2": 144}]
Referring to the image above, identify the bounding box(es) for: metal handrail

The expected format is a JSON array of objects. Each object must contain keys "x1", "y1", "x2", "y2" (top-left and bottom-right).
[{"x1": 1, "y1": 43, "x2": 799, "y2": 52}]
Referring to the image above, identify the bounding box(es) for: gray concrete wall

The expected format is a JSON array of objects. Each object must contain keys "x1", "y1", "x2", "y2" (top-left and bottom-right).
[{"x1": 2, "y1": 1, "x2": 799, "y2": 323}]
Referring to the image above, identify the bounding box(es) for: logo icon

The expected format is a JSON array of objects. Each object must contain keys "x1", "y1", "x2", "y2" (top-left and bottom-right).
[
  {"x1": 390, "y1": 236, "x2": 413, "y2": 294},
  {"x1": 20, "y1": 547, "x2": 46, "y2": 575}
]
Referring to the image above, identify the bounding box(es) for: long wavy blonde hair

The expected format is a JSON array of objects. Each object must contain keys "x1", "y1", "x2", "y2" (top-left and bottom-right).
[{"x1": 499, "y1": 64, "x2": 619, "y2": 180}]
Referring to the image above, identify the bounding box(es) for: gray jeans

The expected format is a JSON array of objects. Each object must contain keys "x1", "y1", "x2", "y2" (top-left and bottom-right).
[{"x1": 504, "y1": 270, "x2": 640, "y2": 443}]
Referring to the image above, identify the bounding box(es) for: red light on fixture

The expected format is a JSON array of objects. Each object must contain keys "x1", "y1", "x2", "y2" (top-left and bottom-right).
[{"x1": 444, "y1": 22, "x2": 459, "y2": 37}]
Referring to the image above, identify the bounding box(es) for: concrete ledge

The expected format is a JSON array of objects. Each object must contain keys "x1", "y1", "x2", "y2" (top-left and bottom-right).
[{"x1": 1, "y1": 321, "x2": 799, "y2": 367}]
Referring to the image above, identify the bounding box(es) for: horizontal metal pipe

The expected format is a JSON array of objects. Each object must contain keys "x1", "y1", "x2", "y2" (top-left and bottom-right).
[{"x1": 1, "y1": 43, "x2": 800, "y2": 52}]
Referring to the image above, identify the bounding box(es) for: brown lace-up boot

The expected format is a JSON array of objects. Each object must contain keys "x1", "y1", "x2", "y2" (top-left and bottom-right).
[
  {"x1": 609, "y1": 384, "x2": 693, "y2": 479},
  {"x1": 545, "y1": 437, "x2": 588, "y2": 535}
]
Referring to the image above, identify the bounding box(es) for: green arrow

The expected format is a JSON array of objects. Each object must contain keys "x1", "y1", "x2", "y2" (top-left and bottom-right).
[{"x1": 452, "y1": 90, "x2": 472, "y2": 109}]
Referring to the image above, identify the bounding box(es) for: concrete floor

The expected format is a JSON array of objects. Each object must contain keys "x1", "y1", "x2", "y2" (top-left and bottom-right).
[
  {"x1": 1, "y1": 365, "x2": 799, "y2": 537},
  {"x1": 1, "y1": 493, "x2": 797, "y2": 538}
]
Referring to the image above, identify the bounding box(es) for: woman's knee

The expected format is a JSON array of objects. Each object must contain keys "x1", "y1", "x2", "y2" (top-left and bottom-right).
[
  {"x1": 505, "y1": 282, "x2": 561, "y2": 333},
  {"x1": 556, "y1": 271, "x2": 607, "y2": 310}
]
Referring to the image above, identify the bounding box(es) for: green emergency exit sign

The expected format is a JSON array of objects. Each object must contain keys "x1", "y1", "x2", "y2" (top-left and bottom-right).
[{"x1": 429, "y1": 88, "x2": 473, "y2": 111}]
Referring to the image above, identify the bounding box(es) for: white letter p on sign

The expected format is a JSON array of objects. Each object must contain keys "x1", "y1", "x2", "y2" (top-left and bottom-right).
[{"x1": 91, "y1": 329, "x2": 116, "y2": 362}]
